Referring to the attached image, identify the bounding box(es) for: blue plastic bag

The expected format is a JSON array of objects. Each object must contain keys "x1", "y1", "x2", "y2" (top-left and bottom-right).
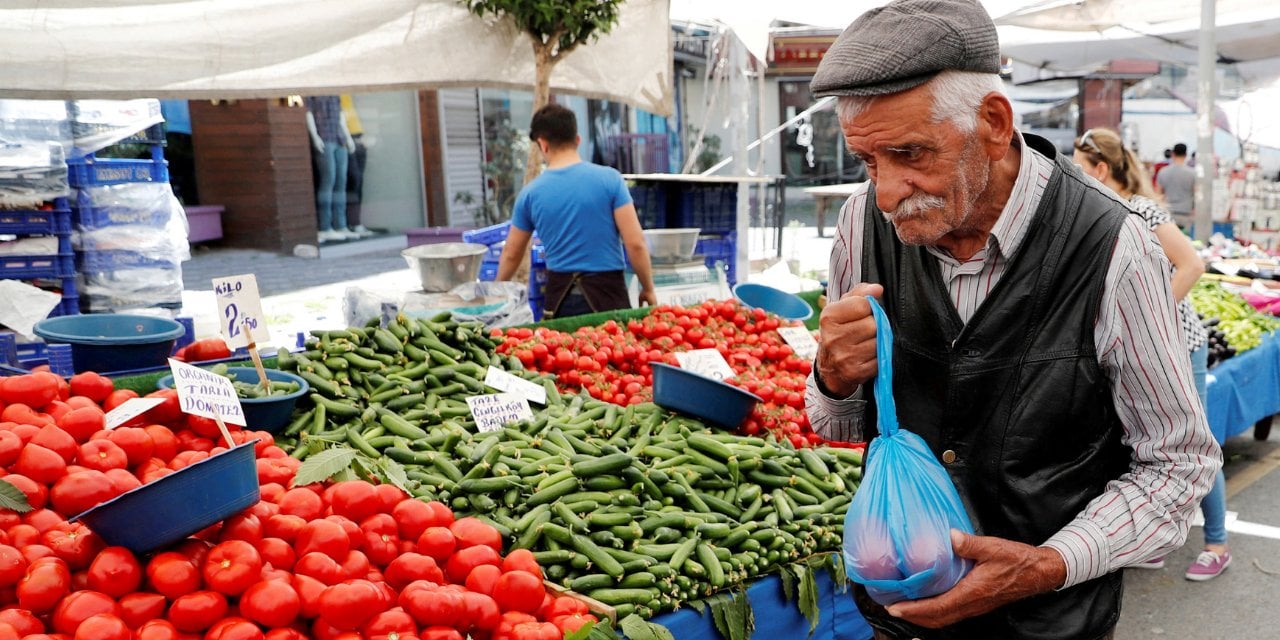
[{"x1": 842, "y1": 297, "x2": 975, "y2": 605}]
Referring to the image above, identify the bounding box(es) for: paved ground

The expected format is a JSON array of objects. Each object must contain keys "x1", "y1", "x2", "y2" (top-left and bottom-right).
[{"x1": 177, "y1": 198, "x2": 1280, "y2": 638}]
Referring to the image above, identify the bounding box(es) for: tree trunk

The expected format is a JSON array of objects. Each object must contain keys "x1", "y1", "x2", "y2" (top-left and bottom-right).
[{"x1": 523, "y1": 43, "x2": 556, "y2": 185}]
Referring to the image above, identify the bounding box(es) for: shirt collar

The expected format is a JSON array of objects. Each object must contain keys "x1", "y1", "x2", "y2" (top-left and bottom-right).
[{"x1": 983, "y1": 130, "x2": 1047, "y2": 261}]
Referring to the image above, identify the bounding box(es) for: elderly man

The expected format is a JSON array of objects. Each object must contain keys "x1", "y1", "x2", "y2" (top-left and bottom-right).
[{"x1": 803, "y1": 1, "x2": 1222, "y2": 638}]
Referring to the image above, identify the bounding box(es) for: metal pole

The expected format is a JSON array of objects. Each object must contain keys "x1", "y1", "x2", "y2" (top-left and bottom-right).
[{"x1": 1193, "y1": 0, "x2": 1216, "y2": 242}]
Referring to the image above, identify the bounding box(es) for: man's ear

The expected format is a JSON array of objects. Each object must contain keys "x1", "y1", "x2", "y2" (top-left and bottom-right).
[{"x1": 977, "y1": 93, "x2": 1015, "y2": 161}]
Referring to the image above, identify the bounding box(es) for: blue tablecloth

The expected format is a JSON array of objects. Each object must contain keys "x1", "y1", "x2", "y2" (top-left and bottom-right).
[
  {"x1": 650, "y1": 569, "x2": 873, "y2": 640},
  {"x1": 1206, "y1": 333, "x2": 1280, "y2": 443}
]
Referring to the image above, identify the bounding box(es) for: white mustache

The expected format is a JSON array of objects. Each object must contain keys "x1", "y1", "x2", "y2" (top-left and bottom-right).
[{"x1": 885, "y1": 192, "x2": 945, "y2": 221}]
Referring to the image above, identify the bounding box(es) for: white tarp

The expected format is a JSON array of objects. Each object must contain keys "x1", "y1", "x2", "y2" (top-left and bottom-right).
[{"x1": 0, "y1": 0, "x2": 674, "y2": 116}]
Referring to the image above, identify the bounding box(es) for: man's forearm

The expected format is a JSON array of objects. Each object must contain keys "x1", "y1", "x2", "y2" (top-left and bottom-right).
[{"x1": 804, "y1": 370, "x2": 867, "y2": 443}]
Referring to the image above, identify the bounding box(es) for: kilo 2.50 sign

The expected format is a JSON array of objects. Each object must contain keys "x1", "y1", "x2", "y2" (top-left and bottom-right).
[{"x1": 211, "y1": 274, "x2": 269, "y2": 349}]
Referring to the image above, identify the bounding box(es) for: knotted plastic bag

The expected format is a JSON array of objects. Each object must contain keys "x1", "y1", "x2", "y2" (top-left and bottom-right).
[{"x1": 842, "y1": 297, "x2": 975, "y2": 605}]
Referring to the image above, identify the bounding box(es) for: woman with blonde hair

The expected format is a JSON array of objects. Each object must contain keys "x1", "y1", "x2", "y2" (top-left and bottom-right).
[{"x1": 1075, "y1": 127, "x2": 1227, "y2": 581}]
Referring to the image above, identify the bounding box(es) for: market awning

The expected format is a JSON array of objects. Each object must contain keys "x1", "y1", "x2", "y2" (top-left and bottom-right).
[{"x1": 0, "y1": 0, "x2": 674, "y2": 116}]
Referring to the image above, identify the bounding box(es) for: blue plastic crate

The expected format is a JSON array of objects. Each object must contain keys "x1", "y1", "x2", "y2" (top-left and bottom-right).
[
  {"x1": 48, "y1": 294, "x2": 79, "y2": 318},
  {"x1": 484, "y1": 242, "x2": 506, "y2": 260},
  {"x1": 478, "y1": 261, "x2": 499, "y2": 282},
  {"x1": 677, "y1": 184, "x2": 738, "y2": 233},
  {"x1": 700, "y1": 232, "x2": 738, "y2": 287},
  {"x1": 629, "y1": 182, "x2": 668, "y2": 229},
  {"x1": 0, "y1": 253, "x2": 75, "y2": 279},
  {"x1": 78, "y1": 249, "x2": 182, "y2": 272},
  {"x1": 462, "y1": 221, "x2": 512, "y2": 246},
  {"x1": 0, "y1": 200, "x2": 72, "y2": 235},
  {"x1": 67, "y1": 153, "x2": 169, "y2": 188}
]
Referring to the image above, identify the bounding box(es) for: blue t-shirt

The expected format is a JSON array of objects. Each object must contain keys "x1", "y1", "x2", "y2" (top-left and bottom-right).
[{"x1": 511, "y1": 162, "x2": 633, "y2": 273}]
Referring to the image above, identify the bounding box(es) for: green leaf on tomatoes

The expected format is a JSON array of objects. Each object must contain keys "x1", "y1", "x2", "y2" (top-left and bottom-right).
[
  {"x1": 0, "y1": 477, "x2": 33, "y2": 513},
  {"x1": 618, "y1": 613, "x2": 675, "y2": 640},
  {"x1": 293, "y1": 446, "x2": 359, "y2": 487},
  {"x1": 376, "y1": 457, "x2": 413, "y2": 496},
  {"x1": 564, "y1": 619, "x2": 598, "y2": 640}
]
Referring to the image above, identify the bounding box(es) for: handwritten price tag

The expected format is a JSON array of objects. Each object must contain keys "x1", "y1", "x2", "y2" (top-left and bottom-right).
[
  {"x1": 467, "y1": 393, "x2": 534, "y2": 433},
  {"x1": 104, "y1": 397, "x2": 165, "y2": 430},
  {"x1": 674, "y1": 349, "x2": 736, "y2": 381},
  {"x1": 168, "y1": 359, "x2": 246, "y2": 426},
  {"x1": 484, "y1": 367, "x2": 548, "y2": 405},
  {"x1": 212, "y1": 274, "x2": 269, "y2": 349},
  {"x1": 777, "y1": 326, "x2": 819, "y2": 361}
]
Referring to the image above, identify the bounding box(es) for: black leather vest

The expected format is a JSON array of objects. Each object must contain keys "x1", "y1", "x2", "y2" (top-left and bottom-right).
[{"x1": 854, "y1": 134, "x2": 1134, "y2": 640}]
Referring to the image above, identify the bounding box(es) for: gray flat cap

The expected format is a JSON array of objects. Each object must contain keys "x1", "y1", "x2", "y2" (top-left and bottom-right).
[{"x1": 811, "y1": 0, "x2": 1000, "y2": 97}]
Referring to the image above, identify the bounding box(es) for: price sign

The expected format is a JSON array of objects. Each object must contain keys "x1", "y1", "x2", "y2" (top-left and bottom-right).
[
  {"x1": 466, "y1": 393, "x2": 534, "y2": 433},
  {"x1": 484, "y1": 366, "x2": 548, "y2": 405},
  {"x1": 674, "y1": 349, "x2": 736, "y2": 381},
  {"x1": 212, "y1": 274, "x2": 269, "y2": 349},
  {"x1": 777, "y1": 326, "x2": 819, "y2": 361},
  {"x1": 104, "y1": 397, "x2": 165, "y2": 430},
  {"x1": 167, "y1": 359, "x2": 246, "y2": 426}
]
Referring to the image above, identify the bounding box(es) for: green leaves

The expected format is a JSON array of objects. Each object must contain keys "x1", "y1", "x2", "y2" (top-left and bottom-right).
[
  {"x1": 619, "y1": 613, "x2": 675, "y2": 640},
  {"x1": 788, "y1": 563, "x2": 821, "y2": 635},
  {"x1": 707, "y1": 590, "x2": 754, "y2": 640},
  {"x1": 0, "y1": 478, "x2": 32, "y2": 514},
  {"x1": 456, "y1": 0, "x2": 624, "y2": 58},
  {"x1": 293, "y1": 445, "x2": 359, "y2": 486}
]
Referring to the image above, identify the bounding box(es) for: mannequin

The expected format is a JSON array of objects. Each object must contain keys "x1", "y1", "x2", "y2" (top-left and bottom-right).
[
  {"x1": 341, "y1": 95, "x2": 374, "y2": 238},
  {"x1": 305, "y1": 95, "x2": 356, "y2": 243}
]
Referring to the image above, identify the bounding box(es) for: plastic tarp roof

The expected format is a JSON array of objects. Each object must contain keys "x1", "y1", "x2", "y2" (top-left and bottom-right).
[{"x1": 0, "y1": 0, "x2": 674, "y2": 116}]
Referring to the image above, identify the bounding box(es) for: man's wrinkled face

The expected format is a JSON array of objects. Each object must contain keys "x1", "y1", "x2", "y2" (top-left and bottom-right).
[{"x1": 840, "y1": 85, "x2": 991, "y2": 247}]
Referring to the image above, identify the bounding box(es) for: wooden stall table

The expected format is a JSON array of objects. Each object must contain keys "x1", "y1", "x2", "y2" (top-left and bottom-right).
[{"x1": 803, "y1": 182, "x2": 864, "y2": 238}]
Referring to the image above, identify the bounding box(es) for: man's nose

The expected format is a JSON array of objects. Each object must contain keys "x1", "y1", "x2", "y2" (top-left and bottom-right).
[{"x1": 874, "y1": 166, "x2": 913, "y2": 213}]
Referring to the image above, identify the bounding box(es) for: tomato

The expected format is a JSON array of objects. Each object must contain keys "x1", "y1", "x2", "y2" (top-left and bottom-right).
[
  {"x1": 106, "y1": 427, "x2": 154, "y2": 468},
  {"x1": 373, "y1": 483, "x2": 407, "y2": 514},
  {"x1": 552, "y1": 613, "x2": 597, "y2": 635},
  {"x1": 50, "y1": 470, "x2": 117, "y2": 516},
  {"x1": 3, "y1": 473, "x2": 47, "y2": 509},
  {"x1": 147, "y1": 552, "x2": 201, "y2": 600},
  {"x1": 492, "y1": 570, "x2": 544, "y2": 614},
  {"x1": 42, "y1": 522, "x2": 104, "y2": 570},
  {"x1": 17, "y1": 557, "x2": 71, "y2": 613},
  {"x1": 1, "y1": 403, "x2": 53, "y2": 428},
  {"x1": 256, "y1": 537, "x2": 296, "y2": 571},
  {"x1": 174, "y1": 538, "x2": 213, "y2": 567},
  {"x1": 219, "y1": 512, "x2": 264, "y2": 544},
  {"x1": 202, "y1": 540, "x2": 263, "y2": 596},
  {"x1": 0, "y1": 430, "x2": 22, "y2": 467},
  {"x1": 291, "y1": 572, "x2": 327, "y2": 619},
  {"x1": 136, "y1": 619, "x2": 182, "y2": 640},
  {"x1": 294, "y1": 552, "x2": 344, "y2": 585},
  {"x1": 13, "y1": 443, "x2": 67, "y2": 484},
  {"x1": 339, "y1": 549, "x2": 371, "y2": 580},
  {"x1": 500, "y1": 548, "x2": 542, "y2": 578},
  {"x1": 168, "y1": 590, "x2": 227, "y2": 632},
  {"x1": 421, "y1": 627, "x2": 464, "y2": 640},
  {"x1": 85, "y1": 546, "x2": 142, "y2": 598},
  {"x1": 56, "y1": 408, "x2": 105, "y2": 444},
  {"x1": 52, "y1": 589, "x2": 122, "y2": 635},
  {"x1": 0, "y1": 608, "x2": 43, "y2": 635},
  {"x1": 68, "y1": 372, "x2": 114, "y2": 404},
  {"x1": 317, "y1": 579, "x2": 384, "y2": 630},
  {"x1": 0, "y1": 374, "x2": 59, "y2": 409},
  {"x1": 185, "y1": 337, "x2": 233, "y2": 363},
  {"x1": 363, "y1": 607, "x2": 418, "y2": 638},
  {"x1": 23, "y1": 508, "x2": 63, "y2": 534},
  {"x1": 449, "y1": 517, "x2": 502, "y2": 552},
  {"x1": 399, "y1": 582, "x2": 462, "y2": 628},
  {"x1": 75, "y1": 439, "x2": 127, "y2": 472},
  {"x1": 119, "y1": 591, "x2": 168, "y2": 628},
  {"x1": 143, "y1": 424, "x2": 179, "y2": 461},
  {"x1": 72, "y1": 613, "x2": 130, "y2": 640},
  {"x1": 239, "y1": 578, "x2": 301, "y2": 628},
  {"x1": 444, "y1": 543, "x2": 500, "y2": 584},
  {"x1": 360, "y1": 514, "x2": 401, "y2": 567},
  {"x1": 383, "y1": 553, "x2": 444, "y2": 590},
  {"x1": 277, "y1": 489, "x2": 324, "y2": 521},
  {"x1": 264, "y1": 514, "x2": 307, "y2": 543},
  {"x1": 102, "y1": 389, "x2": 140, "y2": 412},
  {"x1": 459, "y1": 591, "x2": 501, "y2": 632},
  {"x1": 328, "y1": 481, "x2": 379, "y2": 523},
  {"x1": 391, "y1": 500, "x2": 435, "y2": 541},
  {"x1": 264, "y1": 629, "x2": 308, "y2": 640},
  {"x1": 296, "y1": 519, "x2": 350, "y2": 559},
  {"x1": 206, "y1": 618, "x2": 266, "y2": 640},
  {"x1": 464, "y1": 563, "x2": 501, "y2": 596},
  {"x1": 415, "y1": 527, "x2": 455, "y2": 564}
]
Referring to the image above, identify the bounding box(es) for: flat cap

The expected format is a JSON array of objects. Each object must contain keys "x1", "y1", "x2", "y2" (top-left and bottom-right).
[{"x1": 810, "y1": 0, "x2": 1000, "y2": 97}]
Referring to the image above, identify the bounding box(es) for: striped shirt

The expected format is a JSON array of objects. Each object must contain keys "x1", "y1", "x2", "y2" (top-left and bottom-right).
[
  {"x1": 1128, "y1": 194, "x2": 1209, "y2": 353},
  {"x1": 805, "y1": 134, "x2": 1221, "y2": 590}
]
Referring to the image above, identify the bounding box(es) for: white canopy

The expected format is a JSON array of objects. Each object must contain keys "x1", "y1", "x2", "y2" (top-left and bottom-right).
[{"x1": 0, "y1": 0, "x2": 674, "y2": 116}]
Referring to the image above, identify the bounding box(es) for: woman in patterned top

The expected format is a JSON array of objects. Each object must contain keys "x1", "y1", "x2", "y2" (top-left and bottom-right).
[{"x1": 1074, "y1": 127, "x2": 1228, "y2": 581}]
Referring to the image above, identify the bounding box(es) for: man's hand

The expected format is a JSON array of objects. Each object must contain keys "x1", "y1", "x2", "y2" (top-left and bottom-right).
[
  {"x1": 638, "y1": 288, "x2": 658, "y2": 307},
  {"x1": 816, "y1": 283, "x2": 883, "y2": 397},
  {"x1": 885, "y1": 530, "x2": 1068, "y2": 629}
]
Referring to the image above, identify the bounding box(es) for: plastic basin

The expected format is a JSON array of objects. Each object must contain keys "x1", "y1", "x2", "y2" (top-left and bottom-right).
[
  {"x1": 33, "y1": 314, "x2": 185, "y2": 374},
  {"x1": 651, "y1": 362, "x2": 762, "y2": 429},
  {"x1": 401, "y1": 242, "x2": 489, "y2": 292},
  {"x1": 157, "y1": 367, "x2": 309, "y2": 434},
  {"x1": 72, "y1": 442, "x2": 259, "y2": 555},
  {"x1": 733, "y1": 283, "x2": 814, "y2": 322}
]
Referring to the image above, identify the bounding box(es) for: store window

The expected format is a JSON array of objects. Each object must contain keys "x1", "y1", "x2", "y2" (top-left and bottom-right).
[{"x1": 778, "y1": 80, "x2": 866, "y2": 186}]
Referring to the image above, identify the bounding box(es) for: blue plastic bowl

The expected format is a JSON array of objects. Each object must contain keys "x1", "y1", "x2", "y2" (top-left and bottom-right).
[
  {"x1": 33, "y1": 314, "x2": 185, "y2": 374},
  {"x1": 651, "y1": 362, "x2": 762, "y2": 429},
  {"x1": 733, "y1": 283, "x2": 814, "y2": 322},
  {"x1": 158, "y1": 367, "x2": 310, "y2": 434},
  {"x1": 72, "y1": 441, "x2": 259, "y2": 555}
]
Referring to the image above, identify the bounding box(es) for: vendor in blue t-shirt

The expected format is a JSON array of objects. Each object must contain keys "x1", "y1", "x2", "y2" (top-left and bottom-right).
[{"x1": 497, "y1": 104, "x2": 658, "y2": 318}]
